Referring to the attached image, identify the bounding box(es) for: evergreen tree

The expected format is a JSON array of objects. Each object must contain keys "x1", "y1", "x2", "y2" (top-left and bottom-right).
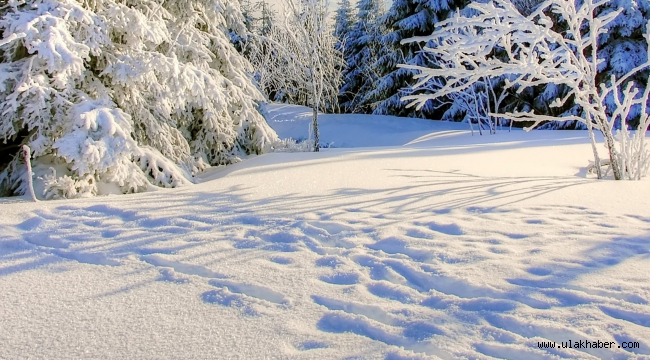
[
  {"x1": 334, "y1": 0, "x2": 355, "y2": 56},
  {"x1": 257, "y1": 0, "x2": 276, "y2": 36},
  {"x1": 232, "y1": 0, "x2": 257, "y2": 52},
  {"x1": 0, "y1": 0, "x2": 278, "y2": 199},
  {"x1": 339, "y1": 0, "x2": 385, "y2": 113},
  {"x1": 245, "y1": 0, "x2": 278, "y2": 99},
  {"x1": 333, "y1": 0, "x2": 355, "y2": 113},
  {"x1": 369, "y1": 0, "x2": 469, "y2": 118}
]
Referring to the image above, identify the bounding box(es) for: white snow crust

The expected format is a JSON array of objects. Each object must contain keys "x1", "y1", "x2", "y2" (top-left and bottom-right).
[{"x1": 1, "y1": 104, "x2": 649, "y2": 359}]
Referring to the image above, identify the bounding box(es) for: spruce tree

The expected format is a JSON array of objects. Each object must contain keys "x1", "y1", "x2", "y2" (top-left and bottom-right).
[
  {"x1": 370, "y1": 0, "x2": 469, "y2": 118},
  {"x1": 334, "y1": 0, "x2": 355, "y2": 52},
  {"x1": 257, "y1": 0, "x2": 276, "y2": 37},
  {"x1": 339, "y1": 0, "x2": 385, "y2": 113},
  {"x1": 0, "y1": 0, "x2": 278, "y2": 199},
  {"x1": 232, "y1": 0, "x2": 257, "y2": 53}
]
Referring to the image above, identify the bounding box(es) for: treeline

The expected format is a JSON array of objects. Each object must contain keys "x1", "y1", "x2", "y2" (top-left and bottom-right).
[{"x1": 241, "y1": 0, "x2": 649, "y2": 131}]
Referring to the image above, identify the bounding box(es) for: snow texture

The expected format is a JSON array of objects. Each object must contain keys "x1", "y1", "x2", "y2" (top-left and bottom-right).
[{"x1": 1, "y1": 104, "x2": 649, "y2": 359}]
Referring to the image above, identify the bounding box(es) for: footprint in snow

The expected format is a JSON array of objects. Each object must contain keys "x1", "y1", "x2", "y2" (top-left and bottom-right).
[
  {"x1": 526, "y1": 267, "x2": 553, "y2": 276},
  {"x1": 158, "y1": 268, "x2": 190, "y2": 284},
  {"x1": 404, "y1": 229, "x2": 433, "y2": 239},
  {"x1": 259, "y1": 232, "x2": 302, "y2": 252},
  {"x1": 366, "y1": 282, "x2": 420, "y2": 304},
  {"x1": 316, "y1": 311, "x2": 447, "y2": 356},
  {"x1": 52, "y1": 249, "x2": 120, "y2": 266},
  {"x1": 16, "y1": 217, "x2": 47, "y2": 231},
  {"x1": 367, "y1": 237, "x2": 430, "y2": 262},
  {"x1": 499, "y1": 232, "x2": 529, "y2": 240},
  {"x1": 296, "y1": 340, "x2": 329, "y2": 351},
  {"x1": 319, "y1": 272, "x2": 360, "y2": 285},
  {"x1": 269, "y1": 256, "x2": 293, "y2": 265},
  {"x1": 101, "y1": 230, "x2": 121, "y2": 238},
  {"x1": 209, "y1": 279, "x2": 291, "y2": 306},
  {"x1": 415, "y1": 221, "x2": 464, "y2": 236},
  {"x1": 297, "y1": 222, "x2": 357, "y2": 249},
  {"x1": 202, "y1": 289, "x2": 258, "y2": 316},
  {"x1": 315, "y1": 256, "x2": 345, "y2": 268},
  {"x1": 599, "y1": 306, "x2": 650, "y2": 327},
  {"x1": 23, "y1": 233, "x2": 68, "y2": 249},
  {"x1": 141, "y1": 254, "x2": 227, "y2": 279},
  {"x1": 525, "y1": 219, "x2": 546, "y2": 225}
]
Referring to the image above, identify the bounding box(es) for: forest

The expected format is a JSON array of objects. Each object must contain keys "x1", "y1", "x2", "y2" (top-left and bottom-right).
[{"x1": 0, "y1": 0, "x2": 649, "y2": 198}]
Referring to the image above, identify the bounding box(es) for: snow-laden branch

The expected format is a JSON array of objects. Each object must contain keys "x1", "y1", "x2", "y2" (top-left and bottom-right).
[
  {"x1": 401, "y1": 0, "x2": 650, "y2": 180},
  {"x1": 0, "y1": 0, "x2": 278, "y2": 198},
  {"x1": 247, "y1": 0, "x2": 343, "y2": 151}
]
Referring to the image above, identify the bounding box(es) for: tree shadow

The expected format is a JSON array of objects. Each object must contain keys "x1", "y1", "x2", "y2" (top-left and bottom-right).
[{"x1": 1, "y1": 171, "x2": 649, "y2": 358}]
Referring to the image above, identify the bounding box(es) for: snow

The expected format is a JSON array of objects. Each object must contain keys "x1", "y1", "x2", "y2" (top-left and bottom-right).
[
  {"x1": 1, "y1": 104, "x2": 650, "y2": 359},
  {"x1": 265, "y1": 104, "x2": 469, "y2": 148},
  {"x1": 0, "y1": 0, "x2": 277, "y2": 198}
]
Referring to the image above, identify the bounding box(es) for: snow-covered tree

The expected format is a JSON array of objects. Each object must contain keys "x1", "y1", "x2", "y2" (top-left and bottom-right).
[
  {"x1": 334, "y1": 0, "x2": 355, "y2": 53},
  {"x1": 250, "y1": 0, "x2": 343, "y2": 151},
  {"x1": 243, "y1": 2, "x2": 277, "y2": 99},
  {"x1": 257, "y1": 0, "x2": 276, "y2": 36},
  {"x1": 511, "y1": 0, "x2": 544, "y2": 15},
  {"x1": 537, "y1": 0, "x2": 650, "y2": 130},
  {"x1": 402, "y1": 0, "x2": 650, "y2": 180},
  {"x1": 238, "y1": 0, "x2": 278, "y2": 97},
  {"x1": 339, "y1": 0, "x2": 385, "y2": 113},
  {"x1": 369, "y1": 0, "x2": 469, "y2": 118},
  {"x1": 332, "y1": 0, "x2": 355, "y2": 113},
  {"x1": 232, "y1": 0, "x2": 257, "y2": 52},
  {"x1": 0, "y1": 0, "x2": 278, "y2": 199}
]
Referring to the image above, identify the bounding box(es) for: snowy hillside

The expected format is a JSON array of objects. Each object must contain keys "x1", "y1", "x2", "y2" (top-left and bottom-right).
[
  {"x1": 263, "y1": 104, "x2": 469, "y2": 148},
  {"x1": 1, "y1": 105, "x2": 650, "y2": 359}
]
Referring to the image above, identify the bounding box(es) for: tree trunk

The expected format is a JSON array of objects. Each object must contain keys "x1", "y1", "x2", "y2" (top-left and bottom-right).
[
  {"x1": 312, "y1": 107, "x2": 320, "y2": 152},
  {"x1": 585, "y1": 114, "x2": 602, "y2": 179},
  {"x1": 598, "y1": 115, "x2": 623, "y2": 180},
  {"x1": 21, "y1": 145, "x2": 38, "y2": 202},
  {"x1": 601, "y1": 124, "x2": 623, "y2": 180}
]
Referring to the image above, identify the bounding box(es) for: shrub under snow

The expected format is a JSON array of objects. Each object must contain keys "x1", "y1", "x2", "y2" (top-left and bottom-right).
[{"x1": 0, "y1": 0, "x2": 278, "y2": 199}]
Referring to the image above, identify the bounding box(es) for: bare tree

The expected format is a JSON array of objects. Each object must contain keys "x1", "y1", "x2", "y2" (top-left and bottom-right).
[
  {"x1": 401, "y1": 0, "x2": 650, "y2": 180},
  {"x1": 249, "y1": 0, "x2": 343, "y2": 151}
]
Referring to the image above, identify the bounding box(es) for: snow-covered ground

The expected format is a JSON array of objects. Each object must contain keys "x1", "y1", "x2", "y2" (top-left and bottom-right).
[{"x1": 1, "y1": 104, "x2": 650, "y2": 359}]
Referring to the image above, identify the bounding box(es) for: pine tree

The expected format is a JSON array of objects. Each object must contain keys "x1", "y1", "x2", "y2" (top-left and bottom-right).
[
  {"x1": 0, "y1": 0, "x2": 278, "y2": 199},
  {"x1": 257, "y1": 0, "x2": 276, "y2": 36},
  {"x1": 369, "y1": 0, "x2": 469, "y2": 118},
  {"x1": 233, "y1": 0, "x2": 257, "y2": 53},
  {"x1": 334, "y1": 0, "x2": 355, "y2": 58},
  {"x1": 339, "y1": 0, "x2": 385, "y2": 113},
  {"x1": 245, "y1": 0, "x2": 278, "y2": 99},
  {"x1": 333, "y1": 0, "x2": 355, "y2": 113},
  {"x1": 334, "y1": 0, "x2": 355, "y2": 43}
]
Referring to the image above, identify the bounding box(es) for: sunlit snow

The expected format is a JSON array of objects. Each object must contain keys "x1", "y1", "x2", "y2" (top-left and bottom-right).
[{"x1": 1, "y1": 104, "x2": 649, "y2": 359}]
